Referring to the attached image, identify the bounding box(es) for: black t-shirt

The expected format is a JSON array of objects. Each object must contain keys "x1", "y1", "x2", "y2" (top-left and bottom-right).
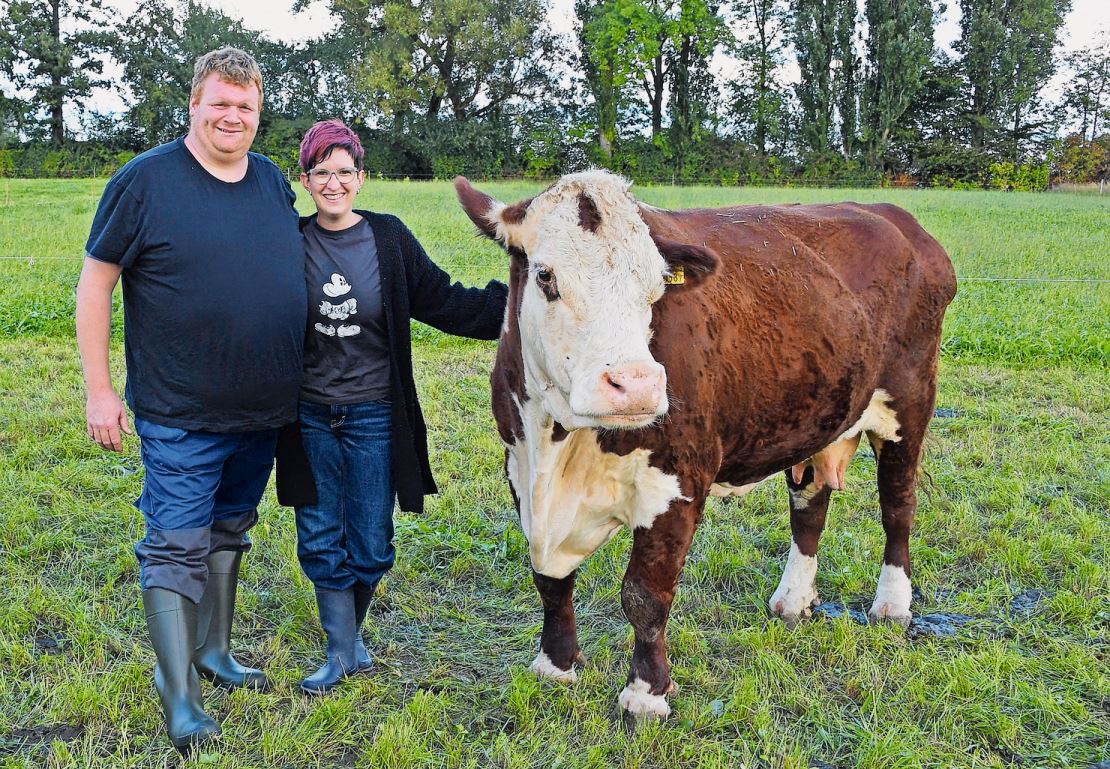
[
  {"x1": 300, "y1": 217, "x2": 391, "y2": 404},
  {"x1": 85, "y1": 138, "x2": 306, "y2": 432}
]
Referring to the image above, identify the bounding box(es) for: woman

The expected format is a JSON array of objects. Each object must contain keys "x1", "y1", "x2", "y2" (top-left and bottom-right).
[{"x1": 286, "y1": 120, "x2": 507, "y2": 694}]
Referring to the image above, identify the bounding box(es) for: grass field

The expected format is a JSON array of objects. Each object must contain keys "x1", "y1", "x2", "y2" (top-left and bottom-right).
[{"x1": 0, "y1": 178, "x2": 1107, "y2": 768}]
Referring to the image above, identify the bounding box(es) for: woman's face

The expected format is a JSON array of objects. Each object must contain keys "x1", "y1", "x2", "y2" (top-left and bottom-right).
[{"x1": 300, "y1": 148, "x2": 365, "y2": 222}]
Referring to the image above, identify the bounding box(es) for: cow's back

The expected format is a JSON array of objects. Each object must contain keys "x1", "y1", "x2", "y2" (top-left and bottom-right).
[{"x1": 608, "y1": 203, "x2": 956, "y2": 490}]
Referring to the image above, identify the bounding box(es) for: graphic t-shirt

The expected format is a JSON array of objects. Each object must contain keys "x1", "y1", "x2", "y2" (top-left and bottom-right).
[
  {"x1": 84, "y1": 138, "x2": 305, "y2": 432},
  {"x1": 300, "y1": 217, "x2": 391, "y2": 404}
]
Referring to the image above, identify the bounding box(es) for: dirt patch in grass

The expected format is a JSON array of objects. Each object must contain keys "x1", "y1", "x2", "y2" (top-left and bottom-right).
[
  {"x1": 0, "y1": 724, "x2": 84, "y2": 757},
  {"x1": 33, "y1": 631, "x2": 66, "y2": 655}
]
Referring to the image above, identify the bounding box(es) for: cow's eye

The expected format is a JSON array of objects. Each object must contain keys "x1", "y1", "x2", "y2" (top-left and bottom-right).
[{"x1": 535, "y1": 267, "x2": 559, "y2": 301}]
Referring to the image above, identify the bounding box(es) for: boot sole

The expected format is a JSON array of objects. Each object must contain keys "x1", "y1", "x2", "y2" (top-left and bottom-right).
[
  {"x1": 300, "y1": 679, "x2": 345, "y2": 696},
  {"x1": 198, "y1": 668, "x2": 270, "y2": 692},
  {"x1": 300, "y1": 670, "x2": 357, "y2": 696},
  {"x1": 170, "y1": 723, "x2": 221, "y2": 754}
]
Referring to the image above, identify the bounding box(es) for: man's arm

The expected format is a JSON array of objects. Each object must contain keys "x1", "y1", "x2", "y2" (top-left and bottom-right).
[{"x1": 76, "y1": 256, "x2": 130, "y2": 452}]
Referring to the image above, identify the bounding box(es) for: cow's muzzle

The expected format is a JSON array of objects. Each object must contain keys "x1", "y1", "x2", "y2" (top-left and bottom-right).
[{"x1": 588, "y1": 361, "x2": 667, "y2": 426}]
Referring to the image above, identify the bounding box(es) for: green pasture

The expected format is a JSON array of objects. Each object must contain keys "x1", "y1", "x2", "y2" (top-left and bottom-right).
[{"x1": 0, "y1": 179, "x2": 1107, "y2": 768}]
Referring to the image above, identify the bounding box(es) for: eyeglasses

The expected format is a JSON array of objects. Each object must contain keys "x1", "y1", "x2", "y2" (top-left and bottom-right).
[{"x1": 308, "y1": 167, "x2": 358, "y2": 184}]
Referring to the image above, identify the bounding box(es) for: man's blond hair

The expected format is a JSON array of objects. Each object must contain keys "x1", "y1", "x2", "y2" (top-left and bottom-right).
[{"x1": 190, "y1": 47, "x2": 263, "y2": 104}]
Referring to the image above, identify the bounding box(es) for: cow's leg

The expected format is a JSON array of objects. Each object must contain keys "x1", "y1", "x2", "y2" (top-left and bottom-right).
[
  {"x1": 869, "y1": 401, "x2": 930, "y2": 628},
  {"x1": 769, "y1": 465, "x2": 833, "y2": 626},
  {"x1": 618, "y1": 501, "x2": 701, "y2": 719},
  {"x1": 530, "y1": 570, "x2": 584, "y2": 683}
]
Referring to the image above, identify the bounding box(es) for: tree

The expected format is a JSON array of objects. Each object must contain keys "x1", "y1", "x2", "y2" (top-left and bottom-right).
[
  {"x1": 956, "y1": 0, "x2": 1071, "y2": 157},
  {"x1": 729, "y1": 0, "x2": 790, "y2": 156},
  {"x1": 668, "y1": 0, "x2": 726, "y2": 173},
  {"x1": 861, "y1": 0, "x2": 935, "y2": 168},
  {"x1": 832, "y1": 0, "x2": 857, "y2": 156},
  {"x1": 112, "y1": 0, "x2": 348, "y2": 158},
  {"x1": 0, "y1": 0, "x2": 115, "y2": 145},
  {"x1": 297, "y1": 0, "x2": 557, "y2": 129},
  {"x1": 1060, "y1": 34, "x2": 1110, "y2": 143},
  {"x1": 631, "y1": 0, "x2": 674, "y2": 138},
  {"x1": 0, "y1": 92, "x2": 25, "y2": 146},
  {"x1": 791, "y1": 0, "x2": 857, "y2": 157},
  {"x1": 577, "y1": 0, "x2": 652, "y2": 159}
]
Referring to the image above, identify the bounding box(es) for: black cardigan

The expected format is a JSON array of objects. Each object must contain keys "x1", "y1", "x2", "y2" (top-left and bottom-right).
[{"x1": 276, "y1": 210, "x2": 508, "y2": 514}]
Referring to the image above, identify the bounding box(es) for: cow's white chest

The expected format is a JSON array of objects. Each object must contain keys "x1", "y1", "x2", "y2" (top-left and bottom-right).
[{"x1": 507, "y1": 402, "x2": 685, "y2": 579}]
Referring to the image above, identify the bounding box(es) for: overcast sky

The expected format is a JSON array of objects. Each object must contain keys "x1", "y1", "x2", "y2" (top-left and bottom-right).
[
  {"x1": 84, "y1": 0, "x2": 1110, "y2": 119},
  {"x1": 98, "y1": 0, "x2": 1108, "y2": 49}
]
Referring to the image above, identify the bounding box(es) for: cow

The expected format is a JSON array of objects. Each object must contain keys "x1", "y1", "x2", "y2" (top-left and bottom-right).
[{"x1": 454, "y1": 170, "x2": 957, "y2": 719}]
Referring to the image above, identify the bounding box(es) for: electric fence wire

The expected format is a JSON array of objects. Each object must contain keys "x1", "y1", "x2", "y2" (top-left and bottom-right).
[{"x1": 4, "y1": 255, "x2": 1110, "y2": 285}]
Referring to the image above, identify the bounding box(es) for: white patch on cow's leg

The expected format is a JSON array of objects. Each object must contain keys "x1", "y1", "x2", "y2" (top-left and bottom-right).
[
  {"x1": 529, "y1": 651, "x2": 578, "y2": 683},
  {"x1": 769, "y1": 540, "x2": 820, "y2": 626},
  {"x1": 617, "y1": 677, "x2": 672, "y2": 718},
  {"x1": 868, "y1": 564, "x2": 913, "y2": 627},
  {"x1": 788, "y1": 480, "x2": 822, "y2": 511}
]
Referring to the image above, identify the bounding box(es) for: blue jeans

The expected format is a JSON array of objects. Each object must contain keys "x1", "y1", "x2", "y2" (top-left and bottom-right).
[
  {"x1": 133, "y1": 417, "x2": 277, "y2": 603},
  {"x1": 295, "y1": 399, "x2": 395, "y2": 591}
]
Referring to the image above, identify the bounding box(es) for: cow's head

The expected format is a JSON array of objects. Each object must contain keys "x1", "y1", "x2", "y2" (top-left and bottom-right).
[{"x1": 456, "y1": 170, "x2": 718, "y2": 431}]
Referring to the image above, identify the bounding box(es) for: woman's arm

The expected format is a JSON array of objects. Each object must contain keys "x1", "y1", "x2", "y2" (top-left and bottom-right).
[{"x1": 401, "y1": 222, "x2": 508, "y2": 340}]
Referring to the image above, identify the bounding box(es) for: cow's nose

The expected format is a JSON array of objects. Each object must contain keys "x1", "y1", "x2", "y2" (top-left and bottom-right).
[{"x1": 599, "y1": 362, "x2": 666, "y2": 414}]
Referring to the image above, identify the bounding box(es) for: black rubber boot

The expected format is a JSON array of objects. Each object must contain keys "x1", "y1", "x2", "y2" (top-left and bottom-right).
[
  {"x1": 193, "y1": 550, "x2": 268, "y2": 690},
  {"x1": 143, "y1": 588, "x2": 221, "y2": 753},
  {"x1": 353, "y1": 585, "x2": 375, "y2": 672},
  {"x1": 300, "y1": 587, "x2": 358, "y2": 695}
]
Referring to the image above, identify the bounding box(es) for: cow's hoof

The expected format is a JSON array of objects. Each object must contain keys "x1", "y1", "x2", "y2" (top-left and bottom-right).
[
  {"x1": 867, "y1": 603, "x2": 912, "y2": 628},
  {"x1": 617, "y1": 678, "x2": 672, "y2": 719},
  {"x1": 530, "y1": 651, "x2": 578, "y2": 683},
  {"x1": 869, "y1": 564, "x2": 913, "y2": 628},
  {"x1": 769, "y1": 588, "x2": 820, "y2": 628}
]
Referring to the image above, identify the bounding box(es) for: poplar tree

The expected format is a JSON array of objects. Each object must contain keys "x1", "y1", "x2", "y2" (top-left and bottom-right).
[
  {"x1": 862, "y1": 0, "x2": 935, "y2": 167},
  {"x1": 956, "y1": 0, "x2": 1070, "y2": 156},
  {"x1": 791, "y1": 0, "x2": 857, "y2": 157},
  {"x1": 730, "y1": 0, "x2": 790, "y2": 156}
]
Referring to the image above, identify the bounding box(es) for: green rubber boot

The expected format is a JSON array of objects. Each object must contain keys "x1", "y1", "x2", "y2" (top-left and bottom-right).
[
  {"x1": 193, "y1": 550, "x2": 268, "y2": 690},
  {"x1": 143, "y1": 588, "x2": 221, "y2": 753}
]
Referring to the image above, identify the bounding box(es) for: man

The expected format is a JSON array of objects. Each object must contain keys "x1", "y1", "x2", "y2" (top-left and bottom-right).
[{"x1": 76, "y1": 47, "x2": 305, "y2": 752}]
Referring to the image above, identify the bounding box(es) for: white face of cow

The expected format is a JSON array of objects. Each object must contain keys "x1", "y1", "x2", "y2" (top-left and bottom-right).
[
  {"x1": 521, "y1": 189, "x2": 670, "y2": 430},
  {"x1": 472, "y1": 173, "x2": 674, "y2": 430}
]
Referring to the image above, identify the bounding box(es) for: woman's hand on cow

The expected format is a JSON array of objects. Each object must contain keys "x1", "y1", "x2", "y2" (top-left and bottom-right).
[{"x1": 86, "y1": 389, "x2": 132, "y2": 452}]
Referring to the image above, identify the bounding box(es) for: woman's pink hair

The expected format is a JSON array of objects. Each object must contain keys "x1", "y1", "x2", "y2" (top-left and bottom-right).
[{"x1": 299, "y1": 120, "x2": 365, "y2": 171}]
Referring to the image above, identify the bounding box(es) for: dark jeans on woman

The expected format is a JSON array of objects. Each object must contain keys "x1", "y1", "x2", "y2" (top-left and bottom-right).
[{"x1": 294, "y1": 399, "x2": 395, "y2": 592}]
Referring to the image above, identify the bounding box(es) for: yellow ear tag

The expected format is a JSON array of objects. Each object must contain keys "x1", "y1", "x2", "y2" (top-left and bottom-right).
[{"x1": 663, "y1": 266, "x2": 685, "y2": 285}]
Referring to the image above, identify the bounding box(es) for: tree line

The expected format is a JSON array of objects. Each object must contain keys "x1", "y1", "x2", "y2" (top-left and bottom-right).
[{"x1": 1, "y1": 0, "x2": 1107, "y2": 187}]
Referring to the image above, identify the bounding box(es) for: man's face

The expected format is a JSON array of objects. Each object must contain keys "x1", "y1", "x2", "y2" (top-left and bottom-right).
[{"x1": 188, "y1": 73, "x2": 260, "y2": 162}]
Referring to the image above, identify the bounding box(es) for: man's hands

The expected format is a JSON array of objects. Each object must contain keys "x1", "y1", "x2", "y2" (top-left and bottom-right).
[{"x1": 86, "y1": 389, "x2": 131, "y2": 452}]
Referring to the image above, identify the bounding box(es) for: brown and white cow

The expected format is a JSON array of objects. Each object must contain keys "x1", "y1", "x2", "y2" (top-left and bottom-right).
[{"x1": 455, "y1": 171, "x2": 956, "y2": 718}]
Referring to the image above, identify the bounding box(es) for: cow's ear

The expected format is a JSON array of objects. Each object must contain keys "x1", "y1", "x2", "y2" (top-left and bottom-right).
[
  {"x1": 651, "y1": 232, "x2": 720, "y2": 290},
  {"x1": 454, "y1": 176, "x2": 531, "y2": 251}
]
